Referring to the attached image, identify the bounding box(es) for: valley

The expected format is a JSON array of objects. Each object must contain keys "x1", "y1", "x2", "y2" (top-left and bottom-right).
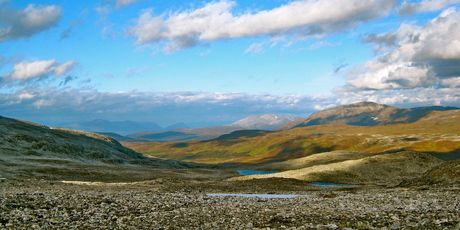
[{"x1": 1, "y1": 102, "x2": 460, "y2": 229}]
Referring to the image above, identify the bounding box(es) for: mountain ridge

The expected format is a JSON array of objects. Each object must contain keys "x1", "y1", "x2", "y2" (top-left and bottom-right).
[{"x1": 277, "y1": 101, "x2": 459, "y2": 130}]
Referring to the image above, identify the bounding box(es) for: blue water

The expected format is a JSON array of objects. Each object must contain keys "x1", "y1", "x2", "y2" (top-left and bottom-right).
[
  {"x1": 237, "y1": 170, "x2": 280, "y2": 176},
  {"x1": 207, "y1": 194, "x2": 299, "y2": 198},
  {"x1": 310, "y1": 182, "x2": 360, "y2": 187}
]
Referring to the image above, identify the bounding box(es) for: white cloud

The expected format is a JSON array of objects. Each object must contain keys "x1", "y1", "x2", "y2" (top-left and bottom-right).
[
  {"x1": 0, "y1": 4, "x2": 61, "y2": 42},
  {"x1": 127, "y1": 0, "x2": 398, "y2": 52},
  {"x1": 340, "y1": 8, "x2": 460, "y2": 92},
  {"x1": 245, "y1": 42, "x2": 266, "y2": 54},
  {"x1": 398, "y1": 0, "x2": 460, "y2": 15},
  {"x1": 3, "y1": 59, "x2": 77, "y2": 83},
  {"x1": 116, "y1": 0, "x2": 144, "y2": 9},
  {"x1": 441, "y1": 76, "x2": 460, "y2": 87}
]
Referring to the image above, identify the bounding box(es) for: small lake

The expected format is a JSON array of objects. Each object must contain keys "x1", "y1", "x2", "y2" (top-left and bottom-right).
[
  {"x1": 310, "y1": 182, "x2": 360, "y2": 187},
  {"x1": 207, "y1": 194, "x2": 300, "y2": 198},
  {"x1": 237, "y1": 170, "x2": 280, "y2": 176}
]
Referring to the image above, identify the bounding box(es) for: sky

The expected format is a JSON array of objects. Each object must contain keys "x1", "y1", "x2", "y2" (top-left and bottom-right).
[{"x1": 1, "y1": 0, "x2": 460, "y2": 128}]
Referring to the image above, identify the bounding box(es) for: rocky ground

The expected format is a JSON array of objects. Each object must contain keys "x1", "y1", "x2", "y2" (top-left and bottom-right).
[{"x1": 1, "y1": 177, "x2": 460, "y2": 229}]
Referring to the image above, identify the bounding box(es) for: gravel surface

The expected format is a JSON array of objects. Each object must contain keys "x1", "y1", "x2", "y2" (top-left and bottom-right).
[{"x1": 1, "y1": 178, "x2": 460, "y2": 229}]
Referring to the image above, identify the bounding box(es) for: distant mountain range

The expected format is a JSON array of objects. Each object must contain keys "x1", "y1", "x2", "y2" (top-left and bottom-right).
[
  {"x1": 60, "y1": 119, "x2": 163, "y2": 136},
  {"x1": 58, "y1": 114, "x2": 299, "y2": 141},
  {"x1": 125, "y1": 114, "x2": 299, "y2": 142},
  {"x1": 57, "y1": 102, "x2": 459, "y2": 142}
]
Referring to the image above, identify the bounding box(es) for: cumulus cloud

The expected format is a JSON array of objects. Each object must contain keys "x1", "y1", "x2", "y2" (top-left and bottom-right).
[
  {"x1": 127, "y1": 0, "x2": 398, "y2": 52},
  {"x1": 0, "y1": 4, "x2": 61, "y2": 42},
  {"x1": 1, "y1": 59, "x2": 77, "y2": 84},
  {"x1": 398, "y1": 0, "x2": 460, "y2": 15},
  {"x1": 340, "y1": 8, "x2": 460, "y2": 92}
]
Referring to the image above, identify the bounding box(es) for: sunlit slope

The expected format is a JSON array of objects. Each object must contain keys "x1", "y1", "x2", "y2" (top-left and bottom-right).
[
  {"x1": 124, "y1": 110, "x2": 460, "y2": 164},
  {"x1": 228, "y1": 151, "x2": 444, "y2": 185}
]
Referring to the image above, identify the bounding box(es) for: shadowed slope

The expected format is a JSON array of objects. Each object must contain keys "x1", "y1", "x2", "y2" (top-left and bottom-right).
[
  {"x1": 401, "y1": 158, "x2": 460, "y2": 186},
  {"x1": 0, "y1": 115, "x2": 194, "y2": 179}
]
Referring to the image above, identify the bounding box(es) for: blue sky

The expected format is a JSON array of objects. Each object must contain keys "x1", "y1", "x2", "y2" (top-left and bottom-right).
[{"x1": 1, "y1": 0, "x2": 460, "y2": 128}]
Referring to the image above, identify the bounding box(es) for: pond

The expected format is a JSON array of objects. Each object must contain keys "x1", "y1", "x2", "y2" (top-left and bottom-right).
[
  {"x1": 237, "y1": 170, "x2": 280, "y2": 176},
  {"x1": 310, "y1": 182, "x2": 360, "y2": 187},
  {"x1": 206, "y1": 194, "x2": 300, "y2": 198}
]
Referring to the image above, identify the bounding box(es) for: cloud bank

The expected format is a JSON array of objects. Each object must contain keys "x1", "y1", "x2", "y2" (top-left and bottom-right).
[
  {"x1": 0, "y1": 3, "x2": 61, "y2": 42},
  {"x1": 2, "y1": 85, "x2": 458, "y2": 128},
  {"x1": 127, "y1": 0, "x2": 398, "y2": 52}
]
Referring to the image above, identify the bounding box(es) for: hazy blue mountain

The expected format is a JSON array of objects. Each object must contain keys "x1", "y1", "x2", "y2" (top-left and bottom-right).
[
  {"x1": 164, "y1": 122, "x2": 190, "y2": 130},
  {"x1": 60, "y1": 119, "x2": 163, "y2": 136}
]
